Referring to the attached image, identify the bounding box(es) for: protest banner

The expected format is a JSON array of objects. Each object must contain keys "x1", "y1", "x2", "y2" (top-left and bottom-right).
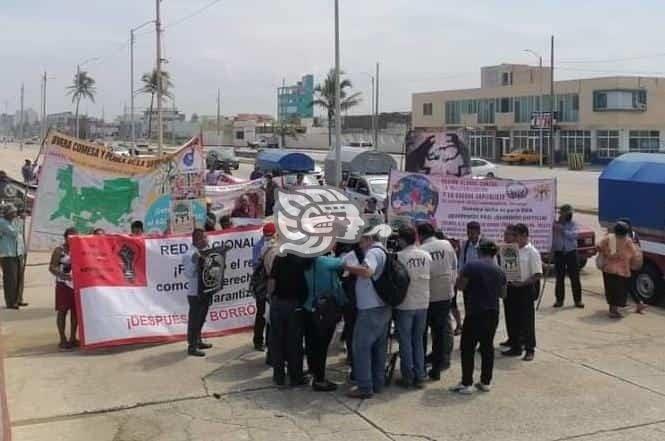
[
  {"x1": 70, "y1": 226, "x2": 262, "y2": 349},
  {"x1": 205, "y1": 179, "x2": 266, "y2": 221},
  {"x1": 404, "y1": 130, "x2": 471, "y2": 177},
  {"x1": 29, "y1": 131, "x2": 206, "y2": 250},
  {"x1": 388, "y1": 170, "x2": 556, "y2": 252}
]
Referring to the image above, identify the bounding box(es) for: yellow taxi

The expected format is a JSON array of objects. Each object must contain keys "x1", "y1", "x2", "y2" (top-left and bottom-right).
[{"x1": 501, "y1": 149, "x2": 544, "y2": 165}]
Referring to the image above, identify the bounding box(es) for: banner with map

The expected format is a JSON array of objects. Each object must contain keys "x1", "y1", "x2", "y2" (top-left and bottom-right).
[
  {"x1": 29, "y1": 131, "x2": 206, "y2": 250},
  {"x1": 70, "y1": 226, "x2": 262, "y2": 349},
  {"x1": 388, "y1": 171, "x2": 556, "y2": 252}
]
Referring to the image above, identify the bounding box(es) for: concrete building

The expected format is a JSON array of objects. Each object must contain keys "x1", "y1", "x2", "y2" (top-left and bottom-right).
[
  {"x1": 412, "y1": 63, "x2": 665, "y2": 163},
  {"x1": 277, "y1": 74, "x2": 314, "y2": 122}
]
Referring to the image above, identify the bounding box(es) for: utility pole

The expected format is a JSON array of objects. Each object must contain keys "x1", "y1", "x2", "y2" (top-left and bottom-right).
[
  {"x1": 550, "y1": 35, "x2": 555, "y2": 169},
  {"x1": 217, "y1": 88, "x2": 221, "y2": 145},
  {"x1": 155, "y1": 0, "x2": 164, "y2": 156},
  {"x1": 19, "y1": 83, "x2": 24, "y2": 151},
  {"x1": 370, "y1": 76, "x2": 375, "y2": 145},
  {"x1": 130, "y1": 20, "x2": 154, "y2": 151},
  {"x1": 75, "y1": 64, "x2": 81, "y2": 138},
  {"x1": 41, "y1": 71, "x2": 47, "y2": 140},
  {"x1": 171, "y1": 99, "x2": 176, "y2": 146},
  {"x1": 333, "y1": 0, "x2": 342, "y2": 185},
  {"x1": 374, "y1": 62, "x2": 380, "y2": 151}
]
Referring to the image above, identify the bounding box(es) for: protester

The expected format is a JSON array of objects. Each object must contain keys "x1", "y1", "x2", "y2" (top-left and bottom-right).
[
  {"x1": 49, "y1": 228, "x2": 78, "y2": 349},
  {"x1": 553, "y1": 204, "x2": 584, "y2": 308},
  {"x1": 617, "y1": 218, "x2": 647, "y2": 314},
  {"x1": 269, "y1": 253, "x2": 308, "y2": 387},
  {"x1": 502, "y1": 224, "x2": 542, "y2": 361},
  {"x1": 231, "y1": 195, "x2": 252, "y2": 218},
  {"x1": 394, "y1": 226, "x2": 431, "y2": 389},
  {"x1": 92, "y1": 228, "x2": 106, "y2": 235},
  {"x1": 130, "y1": 220, "x2": 144, "y2": 236},
  {"x1": 21, "y1": 159, "x2": 34, "y2": 183},
  {"x1": 344, "y1": 226, "x2": 391, "y2": 399},
  {"x1": 418, "y1": 222, "x2": 457, "y2": 381},
  {"x1": 340, "y1": 242, "x2": 364, "y2": 375},
  {"x1": 450, "y1": 240, "x2": 506, "y2": 395},
  {"x1": 0, "y1": 203, "x2": 27, "y2": 309},
  {"x1": 303, "y1": 252, "x2": 347, "y2": 392},
  {"x1": 250, "y1": 166, "x2": 264, "y2": 180},
  {"x1": 364, "y1": 197, "x2": 380, "y2": 215},
  {"x1": 219, "y1": 215, "x2": 233, "y2": 230},
  {"x1": 296, "y1": 173, "x2": 305, "y2": 187},
  {"x1": 251, "y1": 223, "x2": 277, "y2": 351},
  {"x1": 183, "y1": 228, "x2": 214, "y2": 357},
  {"x1": 499, "y1": 225, "x2": 518, "y2": 348},
  {"x1": 205, "y1": 200, "x2": 217, "y2": 232},
  {"x1": 597, "y1": 221, "x2": 643, "y2": 319},
  {"x1": 453, "y1": 221, "x2": 482, "y2": 335},
  {"x1": 263, "y1": 174, "x2": 277, "y2": 216}
]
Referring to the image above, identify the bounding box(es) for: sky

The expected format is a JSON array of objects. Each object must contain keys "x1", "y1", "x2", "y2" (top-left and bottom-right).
[{"x1": 3, "y1": 0, "x2": 665, "y2": 120}]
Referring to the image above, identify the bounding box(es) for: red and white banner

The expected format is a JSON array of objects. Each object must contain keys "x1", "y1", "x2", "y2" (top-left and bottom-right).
[
  {"x1": 70, "y1": 226, "x2": 262, "y2": 349},
  {"x1": 388, "y1": 171, "x2": 556, "y2": 252}
]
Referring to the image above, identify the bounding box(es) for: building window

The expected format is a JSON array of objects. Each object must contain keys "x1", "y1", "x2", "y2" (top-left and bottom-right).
[
  {"x1": 511, "y1": 130, "x2": 550, "y2": 154},
  {"x1": 556, "y1": 94, "x2": 579, "y2": 122},
  {"x1": 597, "y1": 130, "x2": 620, "y2": 159},
  {"x1": 423, "y1": 103, "x2": 433, "y2": 116},
  {"x1": 477, "y1": 99, "x2": 495, "y2": 124},
  {"x1": 594, "y1": 90, "x2": 647, "y2": 111},
  {"x1": 445, "y1": 101, "x2": 461, "y2": 124},
  {"x1": 502, "y1": 72, "x2": 513, "y2": 86},
  {"x1": 629, "y1": 130, "x2": 660, "y2": 153},
  {"x1": 560, "y1": 130, "x2": 591, "y2": 161},
  {"x1": 514, "y1": 96, "x2": 542, "y2": 123},
  {"x1": 235, "y1": 130, "x2": 244, "y2": 140},
  {"x1": 497, "y1": 97, "x2": 513, "y2": 113},
  {"x1": 468, "y1": 130, "x2": 495, "y2": 158}
]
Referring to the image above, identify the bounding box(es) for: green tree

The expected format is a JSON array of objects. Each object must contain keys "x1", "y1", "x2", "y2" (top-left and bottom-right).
[
  {"x1": 311, "y1": 69, "x2": 362, "y2": 147},
  {"x1": 66, "y1": 70, "x2": 96, "y2": 138},
  {"x1": 140, "y1": 69, "x2": 174, "y2": 139},
  {"x1": 272, "y1": 118, "x2": 301, "y2": 148}
]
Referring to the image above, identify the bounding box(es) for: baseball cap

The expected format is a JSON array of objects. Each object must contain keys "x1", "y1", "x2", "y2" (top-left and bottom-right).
[{"x1": 263, "y1": 222, "x2": 276, "y2": 236}]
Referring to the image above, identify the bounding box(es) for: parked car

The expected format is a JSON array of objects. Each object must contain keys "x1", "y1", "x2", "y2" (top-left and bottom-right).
[
  {"x1": 470, "y1": 158, "x2": 497, "y2": 177},
  {"x1": 248, "y1": 137, "x2": 278, "y2": 149},
  {"x1": 344, "y1": 174, "x2": 388, "y2": 206},
  {"x1": 501, "y1": 149, "x2": 545, "y2": 165},
  {"x1": 206, "y1": 148, "x2": 240, "y2": 171},
  {"x1": 541, "y1": 226, "x2": 597, "y2": 270}
]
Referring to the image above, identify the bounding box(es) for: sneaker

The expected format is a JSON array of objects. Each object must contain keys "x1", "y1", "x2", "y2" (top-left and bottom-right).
[
  {"x1": 523, "y1": 352, "x2": 535, "y2": 362},
  {"x1": 553, "y1": 302, "x2": 564, "y2": 308},
  {"x1": 18, "y1": 302, "x2": 29, "y2": 307},
  {"x1": 501, "y1": 349, "x2": 523, "y2": 357},
  {"x1": 574, "y1": 302, "x2": 585, "y2": 309},
  {"x1": 449, "y1": 383, "x2": 473, "y2": 395},
  {"x1": 413, "y1": 379, "x2": 425, "y2": 390},
  {"x1": 187, "y1": 348, "x2": 206, "y2": 357},
  {"x1": 346, "y1": 387, "x2": 373, "y2": 399},
  {"x1": 198, "y1": 342, "x2": 213, "y2": 350},
  {"x1": 475, "y1": 382, "x2": 491, "y2": 392},
  {"x1": 290, "y1": 376, "x2": 309, "y2": 387},
  {"x1": 312, "y1": 380, "x2": 338, "y2": 392}
]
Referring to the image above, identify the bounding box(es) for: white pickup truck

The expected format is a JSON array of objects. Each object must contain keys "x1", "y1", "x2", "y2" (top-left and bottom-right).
[{"x1": 344, "y1": 174, "x2": 388, "y2": 207}]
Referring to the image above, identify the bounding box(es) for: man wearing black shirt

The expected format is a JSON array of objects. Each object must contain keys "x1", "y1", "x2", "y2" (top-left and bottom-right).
[
  {"x1": 269, "y1": 253, "x2": 307, "y2": 387},
  {"x1": 450, "y1": 240, "x2": 506, "y2": 395}
]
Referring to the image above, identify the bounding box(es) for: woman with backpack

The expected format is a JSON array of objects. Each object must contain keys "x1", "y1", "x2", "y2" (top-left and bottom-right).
[{"x1": 302, "y1": 252, "x2": 347, "y2": 392}]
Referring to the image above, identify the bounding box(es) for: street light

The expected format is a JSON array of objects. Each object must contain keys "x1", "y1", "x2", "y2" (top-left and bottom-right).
[
  {"x1": 333, "y1": 0, "x2": 342, "y2": 185},
  {"x1": 130, "y1": 20, "x2": 155, "y2": 151},
  {"x1": 75, "y1": 56, "x2": 100, "y2": 138},
  {"x1": 524, "y1": 49, "x2": 544, "y2": 167},
  {"x1": 359, "y1": 71, "x2": 375, "y2": 146}
]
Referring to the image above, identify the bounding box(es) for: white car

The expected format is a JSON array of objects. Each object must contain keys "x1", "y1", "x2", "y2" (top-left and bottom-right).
[
  {"x1": 345, "y1": 174, "x2": 388, "y2": 207},
  {"x1": 470, "y1": 158, "x2": 497, "y2": 177}
]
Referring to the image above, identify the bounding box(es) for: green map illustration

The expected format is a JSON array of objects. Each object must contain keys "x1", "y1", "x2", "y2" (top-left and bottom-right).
[{"x1": 50, "y1": 165, "x2": 140, "y2": 232}]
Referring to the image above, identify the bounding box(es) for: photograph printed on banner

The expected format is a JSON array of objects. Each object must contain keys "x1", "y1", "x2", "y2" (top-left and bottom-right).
[
  {"x1": 499, "y1": 243, "x2": 522, "y2": 282},
  {"x1": 404, "y1": 131, "x2": 471, "y2": 177},
  {"x1": 388, "y1": 172, "x2": 439, "y2": 225},
  {"x1": 198, "y1": 246, "x2": 227, "y2": 298}
]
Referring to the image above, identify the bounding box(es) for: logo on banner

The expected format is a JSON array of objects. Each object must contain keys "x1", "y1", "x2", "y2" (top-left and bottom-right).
[
  {"x1": 506, "y1": 181, "x2": 529, "y2": 199},
  {"x1": 118, "y1": 242, "x2": 139, "y2": 282},
  {"x1": 199, "y1": 246, "x2": 226, "y2": 297},
  {"x1": 275, "y1": 186, "x2": 372, "y2": 257}
]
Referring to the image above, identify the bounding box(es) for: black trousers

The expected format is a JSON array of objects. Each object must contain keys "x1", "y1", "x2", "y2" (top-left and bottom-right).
[
  {"x1": 503, "y1": 291, "x2": 518, "y2": 346},
  {"x1": 510, "y1": 285, "x2": 537, "y2": 353},
  {"x1": 423, "y1": 299, "x2": 452, "y2": 373},
  {"x1": 461, "y1": 310, "x2": 499, "y2": 386},
  {"x1": 269, "y1": 298, "x2": 304, "y2": 383},
  {"x1": 304, "y1": 312, "x2": 336, "y2": 383},
  {"x1": 1, "y1": 256, "x2": 24, "y2": 307},
  {"x1": 555, "y1": 251, "x2": 582, "y2": 304},
  {"x1": 187, "y1": 295, "x2": 211, "y2": 349},
  {"x1": 253, "y1": 297, "x2": 267, "y2": 346}
]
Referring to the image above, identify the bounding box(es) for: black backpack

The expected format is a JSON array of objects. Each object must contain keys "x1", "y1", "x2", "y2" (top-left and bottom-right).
[
  {"x1": 249, "y1": 256, "x2": 268, "y2": 301},
  {"x1": 370, "y1": 246, "x2": 410, "y2": 307}
]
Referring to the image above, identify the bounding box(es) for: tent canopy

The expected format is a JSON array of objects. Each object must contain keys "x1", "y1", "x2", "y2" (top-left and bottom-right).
[
  {"x1": 255, "y1": 150, "x2": 315, "y2": 174},
  {"x1": 599, "y1": 153, "x2": 665, "y2": 233},
  {"x1": 324, "y1": 147, "x2": 397, "y2": 185}
]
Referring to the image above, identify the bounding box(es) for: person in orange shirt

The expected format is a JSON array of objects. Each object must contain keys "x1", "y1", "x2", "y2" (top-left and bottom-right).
[{"x1": 597, "y1": 221, "x2": 643, "y2": 319}]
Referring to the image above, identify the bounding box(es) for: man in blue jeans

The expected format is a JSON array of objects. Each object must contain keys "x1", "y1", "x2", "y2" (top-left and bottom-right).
[{"x1": 345, "y1": 226, "x2": 391, "y2": 399}]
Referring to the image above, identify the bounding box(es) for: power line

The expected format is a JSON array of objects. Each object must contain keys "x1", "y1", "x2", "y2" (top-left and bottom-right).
[
  {"x1": 559, "y1": 53, "x2": 665, "y2": 64},
  {"x1": 556, "y1": 66, "x2": 665, "y2": 76},
  {"x1": 166, "y1": 0, "x2": 225, "y2": 29}
]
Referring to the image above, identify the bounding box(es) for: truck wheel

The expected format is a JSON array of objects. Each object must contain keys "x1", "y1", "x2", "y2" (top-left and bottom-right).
[
  {"x1": 633, "y1": 263, "x2": 665, "y2": 305},
  {"x1": 577, "y1": 258, "x2": 587, "y2": 270}
]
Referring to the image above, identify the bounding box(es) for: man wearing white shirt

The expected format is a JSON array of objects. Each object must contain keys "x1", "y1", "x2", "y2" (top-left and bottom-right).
[
  {"x1": 502, "y1": 223, "x2": 543, "y2": 362},
  {"x1": 418, "y1": 223, "x2": 457, "y2": 381}
]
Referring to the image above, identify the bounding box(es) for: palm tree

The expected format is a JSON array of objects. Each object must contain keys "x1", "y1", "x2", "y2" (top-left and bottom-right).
[
  {"x1": 140, "y1": 69, "x2": 174, "y2": 139},
  {"x1": 66, "y1": 70, "x2": 96, "y2": 138},
  {"x1": 272, "y1": 118, "x2": 301, "y2": 148},
  {"x1": 311, "y1": 69, "x2": 362, "y2": 147}
]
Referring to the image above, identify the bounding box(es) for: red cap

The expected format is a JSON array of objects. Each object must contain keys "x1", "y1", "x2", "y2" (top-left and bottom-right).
[{"x1": 263, "y1": 222, "x2": 276, "y2": 236}]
